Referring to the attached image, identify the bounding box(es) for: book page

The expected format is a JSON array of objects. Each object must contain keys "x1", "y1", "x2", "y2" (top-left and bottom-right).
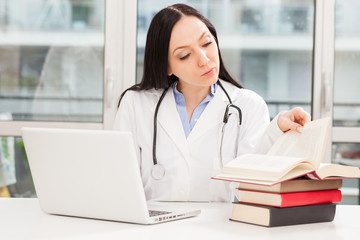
[
  {"x1": 267, "y1": 117, "x2": 330, "y2": 168},
  {"x1": 316, "y1": 163, "x2": 360, "y2": 179},
  {"x1": 220, "y1": 154, "x2": 315, "y2": 182}
]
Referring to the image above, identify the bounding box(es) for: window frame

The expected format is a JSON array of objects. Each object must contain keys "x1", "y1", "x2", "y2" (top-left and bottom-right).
[{"x1": 313, "y1": 0, "x2": 360, "y2": 163}]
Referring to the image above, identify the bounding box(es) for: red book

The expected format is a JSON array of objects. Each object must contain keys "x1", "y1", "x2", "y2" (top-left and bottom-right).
[{"x1": 235, "y1": 189, "x2": 342, "y2": 207}]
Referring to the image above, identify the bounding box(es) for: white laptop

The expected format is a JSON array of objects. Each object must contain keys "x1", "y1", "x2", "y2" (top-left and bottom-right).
[{"x1": 22, "y1": 127, "x2": 200, "y2": 224}]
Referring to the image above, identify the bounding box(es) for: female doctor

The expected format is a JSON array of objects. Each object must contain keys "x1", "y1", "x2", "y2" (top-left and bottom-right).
[{"x1": 114, "y1": 4, "x2": 311, "y2": 202}]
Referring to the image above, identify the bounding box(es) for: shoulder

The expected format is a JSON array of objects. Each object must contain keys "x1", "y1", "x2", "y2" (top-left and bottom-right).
[
  {"x1": 219, "y1": 80, "x2": 266, "y2": 107},
  {"x1": 237, "y1": 89, "x2": 266, "y2": 107},
  {"x1": 120, "y1": 88, "x2": 162, "y2": 107},
  {"x1": 114, "y1": 88, "x2": 163, "y2": 130}
]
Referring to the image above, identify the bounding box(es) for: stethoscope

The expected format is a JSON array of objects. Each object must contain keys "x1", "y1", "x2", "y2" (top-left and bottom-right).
[{"x1": 151, "y1": 80, "x2": 242, "y2": 180}]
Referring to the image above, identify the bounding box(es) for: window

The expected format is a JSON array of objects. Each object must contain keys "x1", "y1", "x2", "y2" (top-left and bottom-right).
[
  {"x1": 332, "y1": 0, "x2": 360, "y2": 202},
  {"x1": 0, "y1": 0, "x2": 105, "y2": 122},
  {"x1": 334, "y1": 0, "x2": 360, "y2": 127},
  {"x1": 0, "y1": 0, "x2": 137, "y2": 197},
  {"x1": 0, "y1": 0, "x2": 105, "y2": 197}
]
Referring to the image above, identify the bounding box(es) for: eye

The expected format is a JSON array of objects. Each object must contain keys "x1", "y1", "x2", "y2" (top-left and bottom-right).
[
  {"x1": 203, "y1": 41, "x2": 212, "y2": 47},
  {"x1": 179, "y1": 54, "x2": 190, "y2": 60}
]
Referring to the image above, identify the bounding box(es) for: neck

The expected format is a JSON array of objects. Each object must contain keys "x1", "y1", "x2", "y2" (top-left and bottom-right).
[{"x1": 177, "y1": 82, "x2": 211, "y2": 121}]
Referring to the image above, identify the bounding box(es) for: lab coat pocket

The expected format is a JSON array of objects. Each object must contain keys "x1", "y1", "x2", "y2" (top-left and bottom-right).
[{"x1": 149, "y1": 157, "x2": 188, "y2": 201}]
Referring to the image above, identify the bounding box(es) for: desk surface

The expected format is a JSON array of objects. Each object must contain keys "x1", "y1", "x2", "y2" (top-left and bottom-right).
[{"x1": 0, "y1": 198, "x2": 359, "y2": 240}]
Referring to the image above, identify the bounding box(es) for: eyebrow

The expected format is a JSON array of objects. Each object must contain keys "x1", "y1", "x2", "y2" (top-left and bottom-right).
[{"x1": 172, "y1": 31, "x2": 209, "y2": 55}]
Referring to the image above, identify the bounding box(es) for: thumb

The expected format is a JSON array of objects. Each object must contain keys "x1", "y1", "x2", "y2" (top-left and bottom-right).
[
  {"x1": 282, "y1": 118, "x2": 303, "y2": 133},
  {"x1": 288, "y1": 120, "x2": 303, "y2": 133}
]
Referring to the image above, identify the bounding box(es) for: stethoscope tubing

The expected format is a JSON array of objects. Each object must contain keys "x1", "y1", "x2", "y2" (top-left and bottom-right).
[
  {"x1": 151, "y1": 80, "x2": 242, "y2": 180},
  {"x1": 152, "y1": 87, "x2": 169, "y2": 166}
]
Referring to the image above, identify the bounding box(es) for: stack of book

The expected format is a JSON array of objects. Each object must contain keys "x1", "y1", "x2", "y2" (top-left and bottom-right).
[
  {"x1": 212, "y1": 118, "x2": 360, "y2": 227},
  {"x1": 230, "y1": 178, "x2": 342, "y2": 227}
]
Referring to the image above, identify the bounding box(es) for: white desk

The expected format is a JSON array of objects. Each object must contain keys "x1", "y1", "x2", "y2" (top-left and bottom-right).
[{"x1": 0, "y1": 198, "x2": 359, "y2": 240}]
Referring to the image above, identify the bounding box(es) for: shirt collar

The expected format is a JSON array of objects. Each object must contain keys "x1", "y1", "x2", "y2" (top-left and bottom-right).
[
  {"x1": 173, "y1": 82, "x2": 185, "y2": 105},
  {"x1": 173, "y1": 81, "x2": 218, "y2": 104},
  {"x1": 210, "y1": 82, "x2": 218, "y2": 96}
]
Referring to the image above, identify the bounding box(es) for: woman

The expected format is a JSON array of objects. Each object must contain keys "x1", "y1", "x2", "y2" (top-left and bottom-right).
[{"x1": 114, "y1": 4, "x2": 310, "y2": 202}]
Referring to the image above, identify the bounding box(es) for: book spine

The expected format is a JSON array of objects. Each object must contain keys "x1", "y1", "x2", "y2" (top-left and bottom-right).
[
  {"x1": 279, "y1": 190, "x2": 342, "y2": 207},
  {"x1": 237, "y1": 179, "x2": 343, "y2": 193},
  {"x1": 305, "y1": 172, "x2": 322, "y2": 180},
  {"x1": 237, "y1": 189, "x2": 342, "y2": 207},
  {"x1": 269, "y1": 203, "x2": 336, "y2": 227}
]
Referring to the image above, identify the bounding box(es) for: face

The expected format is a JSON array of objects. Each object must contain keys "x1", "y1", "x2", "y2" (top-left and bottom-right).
[{"x1": 168, "y1": 16, "x2": 220, "y2": 91}]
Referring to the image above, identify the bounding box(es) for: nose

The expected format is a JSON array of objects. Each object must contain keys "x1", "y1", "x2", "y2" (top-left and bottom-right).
[{"x1": 197, "y1": 49, "x2": 210, "y2": 67}]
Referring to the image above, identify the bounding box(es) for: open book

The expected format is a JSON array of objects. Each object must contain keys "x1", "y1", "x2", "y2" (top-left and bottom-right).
[{"x1": 213, "y1": 117, "x2": 360, "y2": 185}]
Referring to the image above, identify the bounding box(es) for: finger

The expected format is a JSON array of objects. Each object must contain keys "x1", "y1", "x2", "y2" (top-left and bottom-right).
[
  {"x1": 292, "y1": 108, "x2": 311, "y2": 125},
  {"x1": 283, "y1": 118, "x2": 303, "y2": 133}
]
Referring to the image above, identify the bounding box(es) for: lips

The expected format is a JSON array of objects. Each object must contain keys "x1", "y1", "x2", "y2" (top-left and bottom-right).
[{"x1": 202, "y1": 67, "x2": 215, "y2": 77}]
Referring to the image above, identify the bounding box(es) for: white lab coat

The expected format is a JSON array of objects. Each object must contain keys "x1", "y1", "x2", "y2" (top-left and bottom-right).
[{"x1": 114, "y1": 80, "x2": 283, "y2": 202}]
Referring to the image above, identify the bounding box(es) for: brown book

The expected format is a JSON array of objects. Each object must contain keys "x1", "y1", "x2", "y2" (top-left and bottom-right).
[
  {"x1": 230, "y1": 203, "x2": 336, "y2": 227},
  {"x1": 237, "y1": 178, "x2": 343, "y2": 193}
]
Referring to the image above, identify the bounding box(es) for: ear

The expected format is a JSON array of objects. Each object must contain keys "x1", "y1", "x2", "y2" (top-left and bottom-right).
[{"x1": 167, "y1": 66, "x2": 172, "y2": 76}]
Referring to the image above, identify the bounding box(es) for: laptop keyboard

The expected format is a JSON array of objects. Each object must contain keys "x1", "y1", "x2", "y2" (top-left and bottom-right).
[{"x1": 148, "y1": 210, "x2": 171, "y2": 217}]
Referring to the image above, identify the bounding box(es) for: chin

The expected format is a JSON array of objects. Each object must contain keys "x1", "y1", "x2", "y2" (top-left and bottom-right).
[
  {"x1": 209, "y1": 75, "x2": 219, "y2": 84},
  {"x1": 200, "y1": 78, "x2": 217, "y2": 86}
]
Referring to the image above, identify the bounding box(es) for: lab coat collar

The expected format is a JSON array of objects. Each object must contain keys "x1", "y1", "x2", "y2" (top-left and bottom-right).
[
  {"x1": 186, "y1": 82, "x2": 229, "y2": 143},
  {"x1": 152, "y1": 87, "x2": 190, "y2": 160}
]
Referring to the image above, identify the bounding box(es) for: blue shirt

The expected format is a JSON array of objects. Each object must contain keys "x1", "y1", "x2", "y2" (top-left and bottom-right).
[{"x1": 173, "y1": 82, "x2": 218, "y2": 138}]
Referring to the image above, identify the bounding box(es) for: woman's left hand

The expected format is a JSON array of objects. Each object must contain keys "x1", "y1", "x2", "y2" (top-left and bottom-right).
[{"x1": 277, "y1": 107, "x2": 311, "y2": 133}]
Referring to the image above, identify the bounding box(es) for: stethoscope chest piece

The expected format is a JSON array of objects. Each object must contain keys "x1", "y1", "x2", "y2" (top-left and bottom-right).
[{"x1": 151, "y1": 164, "x2": 165, "y2": 180}]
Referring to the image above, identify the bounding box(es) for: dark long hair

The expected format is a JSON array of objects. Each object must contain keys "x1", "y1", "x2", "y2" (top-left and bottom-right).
[{"x1": 118, "y1": 3, "x2": 243, "y2": 106}]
